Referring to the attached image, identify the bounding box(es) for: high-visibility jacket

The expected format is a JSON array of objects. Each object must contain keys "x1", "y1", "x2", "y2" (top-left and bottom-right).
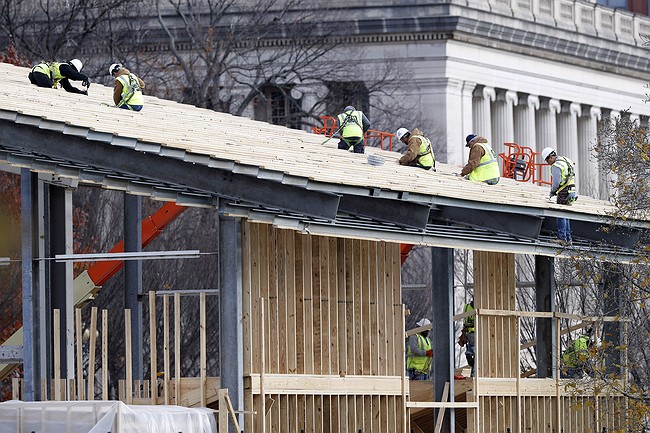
[
  {"x1": 338, "y1": 110, "x2": 364, "y2": 139},
  {"x1": 552, "y1": 156, "x2": 576, "y2": 193},
  {"x1": 562, "y1": 335, "x2": 589, "y2": 368},
  {"x1": 407, "y1": 334, "x2": 432, "y2": 373},
  {"x1": 116, "y1": 74, "x2": 144, "y2": 108},
  {"x1": 411, "y1": 134, "x2": 435, "y2": 169},
  {"x1": 468, "y1": 142, "x2": 500, "y2": 182},
  {"x1": 463, "y1": 303, "x2": 475, "y2": 333},
  {"x1": 31, "y1": 62, "x2": 50, "y2": 77},
  {"x1": 31, "y1": 62, "x2": 63, "y2": 88}
]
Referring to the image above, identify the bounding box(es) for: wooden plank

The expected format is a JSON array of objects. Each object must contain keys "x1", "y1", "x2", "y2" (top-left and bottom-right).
[
  {"x1": 303, "y1": 235, "x2": 314, "y2": 375},
  {"x1": 88, "y1": 306, "x2": 98, "y2": 400},
  {"x1": 345, "y1": 239, "x2": 355, "y2": 376},
  {"x1": 361, "y1": 240, "x2": 371, "y2": 375},
  {"x1": 200, "y1": 291, "x2": 207, "y2": 407},
  {"x1": 174, "y1": 292, "x2": 181, "y2": 406},
  {"x1": 377, "y1": 242, "x2": 387, "y2": 375},
  {"x1": 12, "y1": 378, "x2": 20, "y2": 400},
  {"x1": 125, "y1": 309, "x2": 133, "y2": 405},
  {"x1": 149, "y1": 291, "x2": 157, "y2": 404},
  {"x1": 295, "y1": 234, "x2": 305, "y2": 375},
  {"x1": 53, "y1": 309, "x2": 61, "y2": 401},
  {"x1": 75, "y1": 308, "x2": 84, "y2": 400},
  {"x1": 224, "y1": 391, "x2": 242, "y2": 432},
  {"x1": 391, "y1": 243, "x2": 401, "y2": 378},
  {"x1": 163, "y1": 294, "x2": 170, "y2": 405},
  {"x1": 260, "y1": 297, "x2": 267, "y2": 433},
  {"x1": 277, "y1": 229, "x2": 288, "y2": 374},
  {"x1": 353, "y1": 239, "x2": 363, "y2": 375},
  {"x1": 312, "y1": 236, "x2": 323, "y2": 375},
  {"x1": 434, "y1": 382, "x2": 449, "y2": 433},
  {"x1": 242, "y1": 221, "x2": 252, "y2": 377},
  {"x1": 286, "y1": 231, "x2": 297, "y2": 374},
  {"x1": 102, "y1": 309, "x2": 108, "y2": 400},
  {"x1": 247, "y1": 374, "x2": 405, "y2": 395},
  {"x1": 328, "y1": 237, "x2": 339, "y2": 376},
  {"x1": 337, "y1": 238, "x2": 347, "y2": 376},
  {"x1": 267, "y1": 225, "x2": 279, "y2": 375},
  {"x1": 369, "y1": 241, "x2": 379, "y2": 376},
  {"x1": 219, "y1": 389, "x2": 229, "y2": 433},
  {"x1": 320, "y1": 236, "x2": 331, "y2": 375}
]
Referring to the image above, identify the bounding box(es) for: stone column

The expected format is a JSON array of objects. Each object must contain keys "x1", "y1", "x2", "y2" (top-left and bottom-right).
[
  {"x1": 556, "y1": 102, "x2": 580, "y2": 187},
  {"x1": 491, "y1": 89, "x2": 518, "y2": 157},
  {"x1": 536, "y1": 98, "x2": 561, "y2": 184},
  {"x1": 430, "y1": 78, "x2": 467, "y2": 165},
  {"x1": 472, "y1": 85, "x2": 495, "y2": 143},
  {"x1": 598, "y1": 109, "x2": 620, "y2": 200},
  {"x1": 514, "y1": 94, "x2": 540, "y2": 151},
  {"x1": 577, "y1": 106, "x2": 601, "y2": 198},
  {"x1": 461, "y1": 81, "x2": 477, "y2": 154}
]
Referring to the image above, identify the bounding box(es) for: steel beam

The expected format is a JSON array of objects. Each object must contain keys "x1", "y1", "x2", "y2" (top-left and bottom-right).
[
  {"x1": 431, "y1": 247, "x2": 455, "y2": 433},
  {"x1": 602, "y1": 263, "x2": 622, "y2": 375},
  {"x1": 569, "y1": 220, "x2": 642, "y2": 249},
  {"x1": 430, "y1": 205, "x2": 543, "y2": 239},
  {"x1": 0, "y1": 120, "x2": 340, "y2": 220},
  {"x1": 338, "y1": 194, "x2": 431, "y2": 229},
  {"x1": 124, "y1": 193, "x2": 144, "y2": 379},
  {"x1": 535, "y1": 255, "x2": 555, "y2": 378},
  {"x1": 219, "y1": 215, "x2": 243, "y2": 432},
  {"x1": 0, "y1": 346, "x2": 23, "y2": 363}
]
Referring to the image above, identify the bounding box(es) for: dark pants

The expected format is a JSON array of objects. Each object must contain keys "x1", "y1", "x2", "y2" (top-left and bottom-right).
[
  {"x1": 28, "y1": 71, "x2": 52, "y2": 88},
  {"x1": 465, "y1": 332, "x2": 475, "y2": 377},
  {"x1": 119, "y1": 104, "x2": 143, "y2": 112},
  {"x1": 556, "y1": 187, "x2": 575, "y2": 242},
  {"x1": 338, "y1": 137, "x2": 364, "y2": 154},
  {"x1": 407, "y1": 369, "x2": 429, "y2": 380}
]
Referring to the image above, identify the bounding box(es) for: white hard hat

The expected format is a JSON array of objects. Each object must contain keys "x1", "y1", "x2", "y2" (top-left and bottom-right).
[
  {"x1": 416, "y1": 318, "x2": 431, "y2": 328},
  {"x1": 541, "y1": 147, "x2": 556, "y2": 162},
  {"x1": 69, "y1": 59, "x2": 83, "y2": 72},
  {"x1": 109, "y1": 63, "x2": 122, "y2": 75},
  {"x1": 396, "y1": 127, "x2": 410, "y2": 141}
]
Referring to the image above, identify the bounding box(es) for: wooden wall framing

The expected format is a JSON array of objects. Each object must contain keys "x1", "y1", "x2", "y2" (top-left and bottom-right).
[{"x1": 241, "y1": 222, "x2": 407, "y2": 433}]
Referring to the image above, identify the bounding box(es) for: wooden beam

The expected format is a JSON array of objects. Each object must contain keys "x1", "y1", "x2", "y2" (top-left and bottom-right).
[
  {"x1": 149, "y1": 291, "x2": 157, "y2": 405},
  {"x1": 174, "y1": 292, "x2": 181, "y2": 406},
  {"x1": 53, "y1": 309, "x2": 60, "y2": 401},
  {"x1": 248, "y1": 374, "x2": 405, "y2": 395},
  {"x1": 75, "y1": 308, "x2": 83, "y2": 400},
  {"x1": 88, "y1": 307, "x2": 98, "y2": 400},
  {"x1": 434, "y1": 382, "x2": 449, "y2": 433},
  {"x1": 125, "y1": 309, "x2": 133, "y2": 405},
  {"x1": 102, "y1": 309, "x2": 108, "y2": 400},
  {"x1": 200, "y1": 291, "x2": 206, "y2": 407},
  {"x1": 407, "y1": 402, "x2": 478, "y2": 409}
]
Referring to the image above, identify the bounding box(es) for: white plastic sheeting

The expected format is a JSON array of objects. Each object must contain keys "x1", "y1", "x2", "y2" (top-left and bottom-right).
[{"x1": 0, "y1": 400, "x2": 216, "y2": 433}]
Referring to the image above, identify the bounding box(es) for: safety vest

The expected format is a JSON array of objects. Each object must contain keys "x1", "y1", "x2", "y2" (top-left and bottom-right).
[
  {"x1": 31, "y1": 62, "x2": 50, "y2": 77},
  {"x1": 468, "y1": 142, "x2": 500, "y2": 182},
  {"x1": 551, "y1": 156, "x2": 576, "y2": 193},
  {"x1": 50, "y1": 63, "x2": 65, "y2": 88},
  {"x1": 411, "y1": 135, "x2": 435, "y2": 169},
  {"x1": 407, "y1": 334, "x2": 432, "y2": 373},
  {"x1": 463, "y1": 303, "x2": 475, "y2": 333},
  {"x1": 337, "y1": 110, "x2": 364, "y2": 139},
  {"x1": 116, "y1": 74, "x2": 144, "y2": 108},
  {"x1": 562, "y1": 335, "x2": 589, "y2": 368}
]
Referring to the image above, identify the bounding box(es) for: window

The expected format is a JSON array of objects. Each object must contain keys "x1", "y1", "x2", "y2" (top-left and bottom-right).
[
  {"x1": 325, "y1": 81, "x2": 370, "y2": 117},
  {"x1": 254, "y1": 85, "x2": 302, "y2": 129}
]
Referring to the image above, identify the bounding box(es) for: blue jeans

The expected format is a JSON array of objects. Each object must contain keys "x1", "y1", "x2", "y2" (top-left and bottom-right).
[
  {"x1": 119, "y1": 104, "x2": 143, "y2": 112},
  {"x1": 557, "y1": 218, "x2": 572, "y2": 242},
  {"x1": 408, "y1": 369, "x2": 430, "y2": 380},
  {"x1": 338, "y1": 137, "x2": 364, "y2": 154}
]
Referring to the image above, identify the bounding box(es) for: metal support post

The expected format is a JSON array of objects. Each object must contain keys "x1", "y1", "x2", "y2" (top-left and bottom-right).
[
  {"x1": 124, "y1": 193, "x2": 143, "y2": 379},
  {"x1": 535, "y1": 255, "x2": 556, "y2": 378},
  {"x1": 219, "y1": 215, "x2": 243, "y2": 432},
  {"x1": 602, "y1": 262, "x2": 622, "y2": 375},
  {"x1": 431, "y1": 247, "x2": 455, "y2": 433}
]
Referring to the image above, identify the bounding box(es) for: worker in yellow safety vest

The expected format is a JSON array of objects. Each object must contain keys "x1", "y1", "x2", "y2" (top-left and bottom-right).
[
  {"x1": 457, "y1": 301, "x2": 476, "y2": 377},
  {"x1": 407, "y1": 318, "x2": 433, "y2": 380},
  {"x1": 457, "y1": 134, "x2": 500, "y2": 185},
  {"x1": 561, "y1": 329, "x2": 593, "y2": 378},
  {"x1": 336, "y1": 105, "x2": 370, "y2": 154},
  {"x1": 541, "y1": 147, "x2": 578, "y2": 246},
  {"x1": 109, "y1": 63, "x2": 146, "y2": 111},
  {"x1": 395, "y1": 127, "x2": 436, "y2": 171},
  {"x1": 28, "y1": 59, "x2": 90, "y2": 95}
]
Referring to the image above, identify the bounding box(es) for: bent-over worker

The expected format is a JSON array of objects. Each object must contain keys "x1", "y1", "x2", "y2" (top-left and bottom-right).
[
  {"x1": 459, "y1": 134, "x2": 500, "y2": 185},
  {"x1": 28, "y1": 59, "x2": 89, "y2": 95},
  {"x1": 396, "y1": 127, "x2": 435, "y2": 170},
  {"x1": 336, "y1": 105, "x2": 370, "y2": 154}
]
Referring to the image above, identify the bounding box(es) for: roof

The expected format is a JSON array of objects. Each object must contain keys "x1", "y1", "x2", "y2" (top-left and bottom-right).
[{"x1": 0, "y1": 62, "x2": 645, "y2": 259}]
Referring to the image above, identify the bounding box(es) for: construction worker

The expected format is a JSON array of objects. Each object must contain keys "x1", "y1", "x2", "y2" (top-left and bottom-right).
[
  {"x1": 458, "y1": 301, "x2": 475, "y2": 377},
  {"x1": 406, "y1": 318, "x2": 433, "y2": 380},
  {"x1": 561, "y1": 329, "x2": 593, "y2": 378},
  {"x1": 541, "y1": 147, "x2": 577, "y2": 246},
  {"x1": 28, "y1": 59, "x2": 90, "y2": 95},
  {"x1": 458, "y1": 134, "x2": 500, "y2": 184},
  {"x1": 109, "y1": 63, "x2": 145, "y2": 111},
  {"x1": 395, "y1": 127, "x2": 435, "y2": 170},
  {"x1": 336, "y1": 105, "x2": 370, "y2": 154}
]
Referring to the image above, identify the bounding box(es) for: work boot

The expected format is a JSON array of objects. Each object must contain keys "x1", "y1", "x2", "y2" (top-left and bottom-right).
[{"x1": 550, "y1": 239, "x2": 571, "y2": 246}]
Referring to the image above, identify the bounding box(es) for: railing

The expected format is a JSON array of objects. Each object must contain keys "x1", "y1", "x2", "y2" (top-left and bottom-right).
[
  {"x1": 311, "y1": 115, "x2": 396, "y2": 151},
  {"x1": 498, "y1": 142, "x2": 551, "y2": 186}
]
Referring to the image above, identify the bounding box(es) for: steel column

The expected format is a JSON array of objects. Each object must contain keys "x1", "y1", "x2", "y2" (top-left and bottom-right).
[
  {"x1": 124, "y1": 193, "x2": 143, "y2": 379},
  {"x1": 431, "y1": 247, "x2": 455, "y2": 433},
  {"x1": 535, "y1": 255, "x2": 556, "y2": 378},
  {"x1": 219, "y1": 215, "x2": 243, "y2": 432},
  {"x1": 602, "y1": 262, "x2": 622, "y2": 375},
  {"x1": 21, "y1": 169, "x2": 41, "y2": 400}
]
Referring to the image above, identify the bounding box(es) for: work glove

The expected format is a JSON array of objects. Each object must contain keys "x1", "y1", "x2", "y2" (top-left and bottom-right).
[
  {"x1": 82, "y1": 77, "x2": 90, "y2": 88},
  {"x1": 426, "y1": 349, "x2": 433, "y2": 357}
]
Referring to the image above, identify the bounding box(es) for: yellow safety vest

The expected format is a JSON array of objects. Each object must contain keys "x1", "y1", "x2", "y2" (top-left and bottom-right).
[
  {"x1": 337, "y1": 110, "x2": 364, "y2": 138},
  {"x1": 411, "y1": 135, "x2": 434, "y2": 169},
  {"x1": 468, "y1": 142, "x2": 500, "y2": 182},
  {"x1": 551, "y1": 156, "x2": 575, "y2": 193},
  {"x1": 562, "y1": 335, "x2": 588, "y2": 368},
  {"x1": 407, "y1": 334, "x2": 432, "y2": 373},
  {"x1": 463, "y1": 303, "x2": 475, "y2": 333},
  {"x1": 116, "y1": 74, "x2": 144, "y2": 108},
  {"x1": 31, "y1": 62, "x2": 50, "y2": 77},
  {"x1": 50, "y1": 63, "x2": 65, "y2": 88}
]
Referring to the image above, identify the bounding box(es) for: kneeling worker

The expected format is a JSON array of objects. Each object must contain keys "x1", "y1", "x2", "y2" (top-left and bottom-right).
[
  {"x1": 396, "y1": 127, "x2": 435, "y2": 170},
  {"x1": 109, "y1": 63, "x2": 145, "y2": 111},
  {"x1": 28, "y1": 59, "x2": 89, "y2": 95}
]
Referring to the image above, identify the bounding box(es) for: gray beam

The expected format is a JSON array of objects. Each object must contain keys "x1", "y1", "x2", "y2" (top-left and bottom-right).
[
  {"x1": 535, "y1": 255, "x2": 555, "y2": 378},
  {"x1": 0, "y1": 346, "x2": 23, "y2": 363},
  {"x1": 430, "y1": 206, "x2": 543, "y2": 239},
  {"x1": 602, "y1": 263, "x2": 622, "y2": 375},
  {"x1": 21, "y1": 169, "x2": 41, "y2": 400},
  {"x1": 219, "y1": 215, "x2": 243, "y2": 432},
  {"x1": 124, "y1": 193, "x2": 143, "y2": 379},
  {"x1": 570, "y1": 220, "x2": 642, "y2": 249},
  {"x1": 0, "y1": 120, "x2": 340, "y2": 220},
  {"x1": 338, "y1": 194, "x2": 431, "y2": 229},
  {"x1": 431, "y1": 247, "x2": 455, "y2": 433}
]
